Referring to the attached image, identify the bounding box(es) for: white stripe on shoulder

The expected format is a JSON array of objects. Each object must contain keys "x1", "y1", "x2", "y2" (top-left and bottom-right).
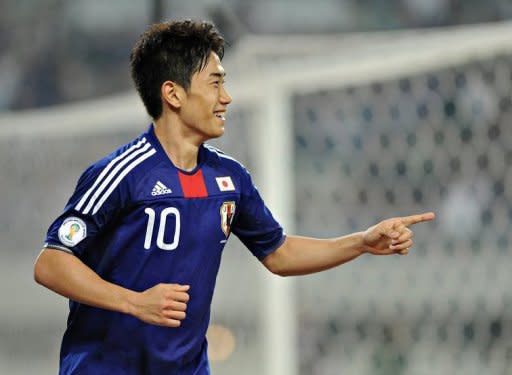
[
  {"x1": 82, "y1": 142, "x2": 152, "y2": 214},
  {"x1": 75, "y1": 138, "x2": 147, "y2": 211},
  {"x1": 215, "y1": 152, "x2": 240, "y2": 163},
  {"x1": 91, "y1": 148, "x2": 156, "y2": 215}
]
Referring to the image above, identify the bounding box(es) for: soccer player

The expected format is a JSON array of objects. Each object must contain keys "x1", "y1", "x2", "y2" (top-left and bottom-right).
[{"x1": 34, "y1": 19, "x2": 435, "y2": 374}]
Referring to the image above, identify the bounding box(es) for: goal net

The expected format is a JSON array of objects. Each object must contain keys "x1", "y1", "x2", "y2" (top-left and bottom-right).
[{"x1": 284, "y1": 24, "x2": 512, "y2": 375}]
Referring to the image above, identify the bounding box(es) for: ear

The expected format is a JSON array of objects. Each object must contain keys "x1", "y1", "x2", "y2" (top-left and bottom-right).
[{"x1": 161, "y1": 80, "x2": 184, "y2": 109}]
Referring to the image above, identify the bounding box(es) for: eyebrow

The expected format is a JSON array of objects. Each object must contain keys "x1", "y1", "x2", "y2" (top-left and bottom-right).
[{"x1": 209, "y1": 72, "x2": 226, "y2": 78}]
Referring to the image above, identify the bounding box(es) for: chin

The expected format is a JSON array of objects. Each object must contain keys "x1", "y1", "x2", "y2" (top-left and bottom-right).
[
  {"x1": 211, "y1": 130, "x2": 225, "y2": 139},
  {"x1": 211, "y1": 126, "x2": 225, "y2": 139},
  {"x1": 203, "y1": 130, "x2": 224, "y2": 142}
]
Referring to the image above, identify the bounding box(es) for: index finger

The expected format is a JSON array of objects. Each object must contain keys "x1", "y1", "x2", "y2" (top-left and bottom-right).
[{"x1": 400, "y1": 212, "x2": 435, "y2": 226}]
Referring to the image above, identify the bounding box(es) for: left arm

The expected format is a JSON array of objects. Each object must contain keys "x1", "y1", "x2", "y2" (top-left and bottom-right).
[
  {"x1": 262, "y1": 212, "x2": 435, "y2": 276},
  {"x1": 262, "y1": 233, "x2": 365, "y2": 276}
]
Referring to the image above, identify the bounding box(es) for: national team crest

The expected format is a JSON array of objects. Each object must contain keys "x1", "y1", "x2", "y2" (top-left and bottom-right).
[{"x1": 220, "y1": 201, "x2": 236, "y2": 236}]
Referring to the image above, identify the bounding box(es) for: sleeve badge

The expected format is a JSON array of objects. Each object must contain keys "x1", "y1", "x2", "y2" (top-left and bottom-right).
[{"x1": 58, "y1": 217, "x2": 87, "y2": 247}]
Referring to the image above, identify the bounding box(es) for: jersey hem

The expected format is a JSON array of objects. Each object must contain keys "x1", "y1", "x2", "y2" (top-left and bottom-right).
[
  {"x1": 256, "y1": 234, "x2": 287, "y2": 261},
  {"x1": 43, "y1": 243, "x2": 75, "y2": 255}
]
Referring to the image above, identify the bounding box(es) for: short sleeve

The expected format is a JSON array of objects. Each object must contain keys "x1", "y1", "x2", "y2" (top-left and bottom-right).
[
  {"x1": 231, "y1": 168, "x2": 285, "y2": 260},
  {"x1": 44, "y1": 161, "x2": 126, "y2": 257}
]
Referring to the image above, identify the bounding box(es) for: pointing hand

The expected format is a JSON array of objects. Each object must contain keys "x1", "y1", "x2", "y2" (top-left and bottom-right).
[{"x1": 362, "y1": 212, "x2": 435, "y2": 255}]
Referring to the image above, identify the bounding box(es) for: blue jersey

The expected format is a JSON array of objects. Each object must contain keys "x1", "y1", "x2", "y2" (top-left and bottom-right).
[{"x1": 44, "y1": 125, "x2": 285, "y2": 374}]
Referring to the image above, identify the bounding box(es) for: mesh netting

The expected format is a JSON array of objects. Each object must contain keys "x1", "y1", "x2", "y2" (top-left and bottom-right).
[{"x1": 293, "y1": 54, "x2": 512, "y2": 374}]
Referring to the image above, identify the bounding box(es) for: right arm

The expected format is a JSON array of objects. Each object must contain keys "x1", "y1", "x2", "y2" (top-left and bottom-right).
[{"x1": 34, "y1": 248, "x2": 189, "y2": 327}]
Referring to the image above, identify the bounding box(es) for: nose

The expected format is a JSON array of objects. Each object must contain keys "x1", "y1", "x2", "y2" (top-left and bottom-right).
[{"x1": 220, "y1": 85, "x2": 232, "y2": 105}]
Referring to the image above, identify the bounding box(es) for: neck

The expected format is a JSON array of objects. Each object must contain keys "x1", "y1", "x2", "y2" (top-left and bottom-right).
[{"x1": 153, "y1": 116, "x2": 202, "y2": 171}]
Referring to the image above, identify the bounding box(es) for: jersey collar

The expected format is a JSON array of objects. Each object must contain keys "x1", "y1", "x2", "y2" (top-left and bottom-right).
[{"x1": 146, "y1": 123, "x2": 208, "y2": 175}]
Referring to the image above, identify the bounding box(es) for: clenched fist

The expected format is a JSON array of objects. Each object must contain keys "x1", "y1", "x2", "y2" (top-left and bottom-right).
[{"x1": 130, "y1": 283, "x2": 190, "y2": 327}]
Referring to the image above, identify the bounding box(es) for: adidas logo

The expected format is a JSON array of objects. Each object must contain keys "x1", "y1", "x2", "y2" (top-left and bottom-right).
[{"x1": 151, "y1": 181, "x2": 172, "y2": 196}]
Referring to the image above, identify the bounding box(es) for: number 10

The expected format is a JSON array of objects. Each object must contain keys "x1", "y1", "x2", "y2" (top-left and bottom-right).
[{"x1": 143, "y1": 207, "x2": 181, "y2": 250}]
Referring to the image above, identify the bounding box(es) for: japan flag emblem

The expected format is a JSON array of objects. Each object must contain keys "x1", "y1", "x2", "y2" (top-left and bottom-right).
[
  {"x1": 220, "y1": 201, "x2": 236, "y2": 236},
  {"x1": 216, "y1": 176, "x2": 235, "y2": 191}
]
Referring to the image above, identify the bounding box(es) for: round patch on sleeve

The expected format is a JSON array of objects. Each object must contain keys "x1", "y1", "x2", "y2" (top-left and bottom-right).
[{"x1": 58, "y1": 217, "x2": 87, "y2": 247}]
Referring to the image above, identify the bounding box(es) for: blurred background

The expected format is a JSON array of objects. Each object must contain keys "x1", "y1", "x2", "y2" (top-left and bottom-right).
[{"x1": 1, "y1": 0, "x2": 512, "y2": 374}]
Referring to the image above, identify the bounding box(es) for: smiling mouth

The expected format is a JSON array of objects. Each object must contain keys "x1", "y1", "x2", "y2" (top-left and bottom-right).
[{"x1": 214, "y1": 112, "x2": 226, "y2": 121}]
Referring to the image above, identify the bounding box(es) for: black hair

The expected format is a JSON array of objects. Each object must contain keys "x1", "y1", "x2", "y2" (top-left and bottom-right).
[{"x1": 130, "y1": 19, "x2": 225, "y2": 119}]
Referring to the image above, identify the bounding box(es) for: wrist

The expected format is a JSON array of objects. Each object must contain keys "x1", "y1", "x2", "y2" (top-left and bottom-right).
[
  {"x1": 334, "y1": 231, "x2": 366, "y2": 256},
  {"x1": 122, "y1": 289, "x2": 141, "y2": 317},
  {"x1": 353, "y1": 231, "x2": 366, "y2": 255}
]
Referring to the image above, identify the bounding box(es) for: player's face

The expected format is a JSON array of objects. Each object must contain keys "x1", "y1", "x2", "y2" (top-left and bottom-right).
[{"x1": 179, "y1": 52, "x2": 232, "y2": 141}]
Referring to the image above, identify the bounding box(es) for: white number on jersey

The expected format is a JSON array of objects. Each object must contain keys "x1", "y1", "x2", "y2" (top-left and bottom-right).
[{"x1": 143, "y1": 207, "x2": 180, "y2": 251}]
